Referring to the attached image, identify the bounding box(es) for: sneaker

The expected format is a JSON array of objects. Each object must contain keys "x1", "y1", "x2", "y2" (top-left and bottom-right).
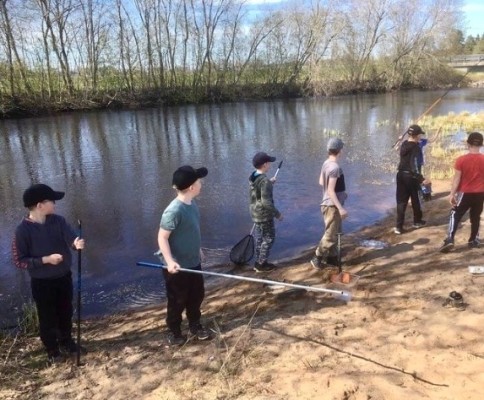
[
  {"x1": 394, "y1": 227, "x2": 403, "y2": 235},
  {"x1": 254, "y1": 262, "x2": 276, "y2": 273},
  {"x1": 326, "y1": 256, "x2": 339, "y2": 267},
  {"x1": 59, "y1": 340, "x2": 88, "y2": 355},
  {"x1": 310, "y1": 256, "x2": 323, "y2": 270},
  {"x1": 468, "y1": 239, "x2": 480, "y2": 249},
  {"x1": 439, "y1": 238, "x2": 454, "y2": 253},
  {"x1": 47, "y1": 350, "x2": 65, "y2": 365},
  {"x1": 412, "y1": 220, "x2": 426, "y2": 229},
  {"x1": 189, "y1": 324, "x2": 211, "y2": 341},
  {"x1": 442, "y1": 291, "x2": 466, "y2": 311},
  {"x1": 167, "y1": 333, "x2": 187, "y2": 346}
]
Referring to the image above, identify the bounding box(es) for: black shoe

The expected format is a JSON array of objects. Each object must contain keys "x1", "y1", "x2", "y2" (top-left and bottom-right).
[
  {"x1": 310, "y1": 256, "x2": 323, "y2": 270},
  {"x1": 60, "y1": 340, "x2": 87, "y2": 355},
  {"x1": 439, "y1": 238, "x2": 454, "y2": 253},
  {"x1": 326, "y1": 256, "x2": 339, "y2": 267},
  {"x1": 47, "y1": 349, "x2": 65, "y2": 365},
  {"x1": 468, "y1": 239, "x2": 480, "y2": 249},
  {"x1": 412, "y1": 220, "x2": 426, "y2": 229},
  {"x1": 189, "y1": 324, "x2": 211, "y2": 341},
  {"x1": 254, "y1": 262, "x2": 276, "y2": 273},
  {"x1": 167, "y1": 333, "x2": 187, "y2": 346}
]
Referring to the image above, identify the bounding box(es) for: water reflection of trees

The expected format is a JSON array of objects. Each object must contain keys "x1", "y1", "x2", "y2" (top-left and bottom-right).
[{"x1": 1, "y1": 90, "x2": 482, "y2": 321}]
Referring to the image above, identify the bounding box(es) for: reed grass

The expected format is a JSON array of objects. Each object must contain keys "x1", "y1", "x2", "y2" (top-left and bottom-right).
[
  {"x1": 406, "y1": 111, "x2": 483, "y2": 179},
  {"x1": 17, "y1": 302, "x2": 39, "y2": 337}
]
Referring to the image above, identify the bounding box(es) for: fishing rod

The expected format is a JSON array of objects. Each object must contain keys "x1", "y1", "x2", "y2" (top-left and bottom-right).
[
  {"x1": 392, "y1": 58, "x2": 482, "y2": 149},
  {"x1": 273, "y1": 160, "x2": 283, "y2": 178},
  {"x1": 136, "y1": 261, "x2": 352, "y2": 302}
]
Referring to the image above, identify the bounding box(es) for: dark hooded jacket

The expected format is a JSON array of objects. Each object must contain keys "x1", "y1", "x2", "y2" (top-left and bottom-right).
[
  {"x1": 249, "y1": 172, "x2": 281, "y2": 222},
  {"x1": 398, "y1": 140, "x2": 425, "y2": 183}
]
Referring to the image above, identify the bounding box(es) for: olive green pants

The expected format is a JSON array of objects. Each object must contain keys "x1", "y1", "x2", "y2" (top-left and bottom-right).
[{"x1": 315, "y1": 205, "x2": 342, "y2": 259}]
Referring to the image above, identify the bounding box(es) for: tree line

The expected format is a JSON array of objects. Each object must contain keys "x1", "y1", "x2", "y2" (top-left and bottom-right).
[
  {"x1": 449, "y1": 31, "x2": 484, "y2": 54},
  {"x1": 0, "y1": 0, "x2": 467, "y2": 117}
]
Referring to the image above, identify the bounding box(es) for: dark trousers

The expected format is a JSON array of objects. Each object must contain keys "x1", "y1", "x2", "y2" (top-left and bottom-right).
[
  {"x1": 396, "y1": 171, "x2": 423, "y2": 229},
  {"x1": 163, "y1": 265, "x2": 204, "y2": 335},
  {"x1": 446, "y1": 192, "x2": 484, "y2": 241},
  {"x1": 31, "y1": 273, "x2": 73, "y2": 354},
  {"x1": 255, "y1": 219, "x2": 276, "y2": 264}
]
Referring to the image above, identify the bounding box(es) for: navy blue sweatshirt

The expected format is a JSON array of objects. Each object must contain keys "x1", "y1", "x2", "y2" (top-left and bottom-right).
[{"x1": 12, "y1": 214, "x2": 77, "y2": 279}]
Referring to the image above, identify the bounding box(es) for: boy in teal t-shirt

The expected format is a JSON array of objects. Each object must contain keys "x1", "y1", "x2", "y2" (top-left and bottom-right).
[{"x1": 158, "y1": 165, "x2": 211, "y2": 345}]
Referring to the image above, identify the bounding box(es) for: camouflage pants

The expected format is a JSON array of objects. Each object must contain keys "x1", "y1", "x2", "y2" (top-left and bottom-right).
[{"x1": 255, "y1": 220, "x2": 275, "y2": 264}]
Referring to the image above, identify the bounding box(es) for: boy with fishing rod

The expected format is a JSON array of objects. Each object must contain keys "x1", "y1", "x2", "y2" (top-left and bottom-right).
[
  {"x1": 311, "y1": 138, "x2": 348, "y2": 270},
  {"x1": 12, "y1": 184, "x2": 86, "y2": 364},
  {"x1": 249, "y1": 152, "x2": 283, "y2": 273},
  {"x1": 157, "y1": 165, "x2": 211, "y2": 346},
  {"x1": 394, "y1": 125, "x2": 430, "y2": 235}
]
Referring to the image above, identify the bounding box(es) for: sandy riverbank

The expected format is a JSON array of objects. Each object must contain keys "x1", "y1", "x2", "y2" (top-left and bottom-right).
[{"x1": 1, "y1": 180, "x2": 483, "y2": 400}]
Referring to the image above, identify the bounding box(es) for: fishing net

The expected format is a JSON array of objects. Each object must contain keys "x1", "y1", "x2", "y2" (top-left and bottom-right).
[{"x1": 229, "y1": 234, "x2": 254, "y2": 265}]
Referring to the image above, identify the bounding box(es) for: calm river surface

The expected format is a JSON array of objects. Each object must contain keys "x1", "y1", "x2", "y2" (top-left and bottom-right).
[{"x1": 1, "y1": 88, "x2": 483, "y2": 326}]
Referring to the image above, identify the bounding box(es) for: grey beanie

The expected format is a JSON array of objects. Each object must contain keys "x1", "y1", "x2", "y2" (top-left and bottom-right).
[{"x1": 327, "y1": 138, "x2": 344, "y2": 151}]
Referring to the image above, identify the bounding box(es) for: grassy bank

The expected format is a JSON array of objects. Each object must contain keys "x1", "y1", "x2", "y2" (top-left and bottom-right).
[
  {"x1": 0, "y1": 65, "x2": 466, "y2": 119},
  {"x1": 418, "y1": 111, "x2": 484, "y2": 179}
]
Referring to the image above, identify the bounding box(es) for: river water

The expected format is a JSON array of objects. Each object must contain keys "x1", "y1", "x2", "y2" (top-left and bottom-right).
[{"x1": 1, "y1": 88, "x2": 483, "y2": 326}]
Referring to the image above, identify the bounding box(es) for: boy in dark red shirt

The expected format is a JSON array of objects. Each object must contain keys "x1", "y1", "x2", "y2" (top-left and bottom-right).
[{"x1": 440, "y1": 132, "x2": 484, "y2": 252}]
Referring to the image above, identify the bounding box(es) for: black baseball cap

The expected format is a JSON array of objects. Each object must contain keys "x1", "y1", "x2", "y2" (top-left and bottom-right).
[
  {"x1": 172, "y1": 165, "x2": 208, "y2": 190},
  {"x1": 252, "y1": 152, "x2": 276, "y2": 168},
  {"x1": 23, "y1": 184, "x2": 65, "y2": 207},
  {"x1": 406, "y1": 124, "x2": 425, "y2": 136},
  {"x1": 467, "y1": 132, "x2": 483, "y2": 146}
]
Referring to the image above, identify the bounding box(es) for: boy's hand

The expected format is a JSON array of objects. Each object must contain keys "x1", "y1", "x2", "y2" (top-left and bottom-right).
[
  {"x1": 339, "y1": 208, "x2": 348, "y2": 220},
  {"x1": 270, "y1": 177, "x2": 277, "y2": 183},
  {"x1": 73, "y1": 237, "x2": 85, "y2": 250},
  {"x1": 44, "y1": 254, "x2": 63, "y2": 265},
  {"x1": 167, "y1": 262, "x2": 181, "y2": 274}
]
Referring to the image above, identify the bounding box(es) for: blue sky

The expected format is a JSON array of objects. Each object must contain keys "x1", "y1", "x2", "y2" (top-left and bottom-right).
[
  {"x1": 462, "y1": 1, "x2": 484, "y2": 36},
  {"x1": 246, "y1": 0, "x2": 484, "y2": 37}
]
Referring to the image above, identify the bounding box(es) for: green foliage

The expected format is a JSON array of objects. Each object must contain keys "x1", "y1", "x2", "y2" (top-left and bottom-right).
[{"x1": 463, "y1": 33, "x2": 484, "y2": 54}]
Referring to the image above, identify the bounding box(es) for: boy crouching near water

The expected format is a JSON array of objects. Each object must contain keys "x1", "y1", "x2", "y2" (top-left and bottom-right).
[
  {"x1": 158, "y1": 166, "x2": 212, "y2": 346},
  {"x1": 12, "y1": 184, "x2": 85, "y2": 364}
]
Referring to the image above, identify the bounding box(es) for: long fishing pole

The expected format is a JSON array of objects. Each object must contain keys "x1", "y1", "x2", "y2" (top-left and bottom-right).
[
  {"x1": 136, "y1": 261, "x2": 352, "y2": 301},
  {"x1": 76, "y1": 220, "x2": 82, "y2": 367},
  {"x1": 392, "y1": 58, "x2": 483, "y2": 149}
]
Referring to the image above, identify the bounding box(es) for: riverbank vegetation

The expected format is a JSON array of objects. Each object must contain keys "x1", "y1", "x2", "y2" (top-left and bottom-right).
[
  {"x1": 0, "y1": 0, "x2": 475, "y2": 118},
  {"x1": 419, "y1": 111, "x2": 484, "y2": 179}
]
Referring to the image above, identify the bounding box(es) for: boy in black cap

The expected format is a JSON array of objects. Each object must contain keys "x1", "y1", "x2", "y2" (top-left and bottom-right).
[
  {"x1": 394, "y1": 124, "x2": 429, "y2": 234},
  {"x1": 440, "y1": 132, "x2": 484, "y2": 252},
  {"x1": 158, "y1": 165, "x2": 211, "y2": 345},
  {"x1": 12, "y1": 184, "x2": 85, "y2": 364},
  {"x1": 249, "y1": 152, "x2": 283, "y2": 273}
]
